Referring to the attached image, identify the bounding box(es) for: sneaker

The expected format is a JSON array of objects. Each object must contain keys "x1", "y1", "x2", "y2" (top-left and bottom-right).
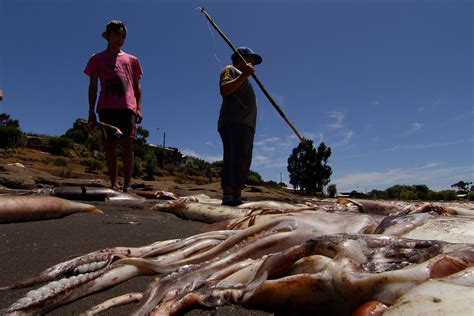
[
  {"x1": 221, "y1": 196, "x2": 243, "y2": 206},
  {"x1": 221, "y1": 195, "x2": 234, "y2": 206},
  {"x1": 232, "y1": 197, "x2": 243, "y2": 206}
]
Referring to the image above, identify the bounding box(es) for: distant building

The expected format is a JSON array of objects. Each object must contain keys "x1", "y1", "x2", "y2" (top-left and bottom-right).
[
  {"x1": 21, "y1": 135, "x2": 50, "y2": 149},
  {"x1": 0, "y1": 89, "x2": 3, "y2": 101},
  {"x1": 180, "y1": 155, "x2": 198, "y2": 168},
  {"x1": 147, "y1": 143, "x2": 176, "y2": 152}
]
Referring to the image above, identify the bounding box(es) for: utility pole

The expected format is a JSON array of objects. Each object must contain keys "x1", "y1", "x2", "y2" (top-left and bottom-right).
[{"x1": 157, "y1": 128, "x2": 166, "y2": 148}]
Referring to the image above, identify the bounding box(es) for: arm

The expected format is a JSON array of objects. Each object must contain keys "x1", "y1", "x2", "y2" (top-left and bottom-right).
[
  {"x1": 133, "y1": 78, "x2": 142, "y2": 123},
  {"x1": 219, "y1": 63, "x2": 254, "y2": 97},
  {"x1": 88, "y1": 74, "x2": 98, "y2": 123}
]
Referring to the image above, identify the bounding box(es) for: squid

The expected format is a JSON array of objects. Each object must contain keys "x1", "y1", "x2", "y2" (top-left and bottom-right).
[
  {"x1": 134, "y1": 235, "x2": 474, "y2": 315},
  {"x1": 0, "y1": 196, "x2": 102, "y2": 224},
  {"x1": 1, "y1": 211, "x2": 376, "y2": 315},
  {"x1": 2, "y1": 199, "x2": 474, "y2": 315}
]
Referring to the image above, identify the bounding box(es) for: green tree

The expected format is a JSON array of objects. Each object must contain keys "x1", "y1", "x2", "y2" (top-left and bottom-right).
[
  {"x1": 0, "y1": 126, "x2": 22, "y2": 148},
  {"x1": 47, "y1": 136, "x2": 72, "y2": 156},
  {"x1": 437, "y1": 190, "x2": 457, "y2": 201},
  {"x1": 314, "y1": 142, "x2": 332, "y2": 192},
  {"x1": 451, "y1": 181, "x2": 472, "y2": 193},
  {"x1": 413, "y1": 184, "x2": 430, "y2": 200},
  {"x1": 144, "y1": 151, "x2": 158, "y2": 179},
  {"x1": 136, "y1": 126, "x2": 149, "y2": 144},
  {"x1": 64, "y1": 119, "x2": 89, "y2": 144},
  {"x1": 287, "y1": 140, "x2": 332, "y2": 195},
  {"x1": 0, "y1": 113, "x2": 22, "y2": 148},
  {"x1": 327, "y1": 184, "x2": 337, "y2": 198},
  {"x1": 0, "y1": 113, "x2": 20, "y2": 128},
  {"x1": 288, "y1": 140, "x2": 315, "y2": 193},
  {"x1": 246, "y1": 170, "x2": 263, "y2": 185}
]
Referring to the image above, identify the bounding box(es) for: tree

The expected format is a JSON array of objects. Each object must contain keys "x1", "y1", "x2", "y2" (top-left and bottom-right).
[
  {"x1": 288, "y1": 140, "x2": 314, "y2": 193},
  {"x1": 413, "y1": 184, "x2": 430, "y2": 200},
  {"x1": 246, "y1": 170, "x2": 263, "y2": 185},
  {"x1": 287, "y1": 140, "x2": 332, "y2": 195},
  {"x1": 0, "y1": 113, "x2": 20, "y2": 128},
  {"x1": 314, "y1": 142, "x2": 332, "y2": 192},
  {"x1": 64, "y1": 119, "x2": 89, "y2": 144},
  {"x1": 136, "y1": 126, "x2": 149, "y2": 144},
  {"x1": 133, "y1": 126, "x2": 151, "y2": 160},
  {"x1": 0, "y1": 113, "x2": 22, "y2": 148},
  {"x1": 327, "y1": 184, "x2": 337, "y2": 198},
  {"x1": 451, "y1": 181, "x2": 472, "y2": 193}
]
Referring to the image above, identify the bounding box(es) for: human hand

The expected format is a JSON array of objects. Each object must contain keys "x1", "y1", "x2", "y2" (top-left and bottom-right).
[
  {"x1": 241, "y1": 63, "x2": 255, "y2": 78},
  {"x1": 136, "y1": 109, "x2": 142, "y2": 124}
]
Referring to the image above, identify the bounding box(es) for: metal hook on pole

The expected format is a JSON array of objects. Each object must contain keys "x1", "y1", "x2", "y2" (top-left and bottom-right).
[{"x1": 198, "y1": 7, "x2": 305, "y2": 143}]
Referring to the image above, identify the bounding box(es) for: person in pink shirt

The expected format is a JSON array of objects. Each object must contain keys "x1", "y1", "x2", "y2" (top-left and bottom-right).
[{"x1": 84, "y1": 20, "x2": 143, "y2": 191}]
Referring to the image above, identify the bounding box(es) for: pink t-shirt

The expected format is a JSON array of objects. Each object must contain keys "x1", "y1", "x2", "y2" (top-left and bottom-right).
[{"x1": 84, "y1": 51, "x2": 143, "y2": 112}]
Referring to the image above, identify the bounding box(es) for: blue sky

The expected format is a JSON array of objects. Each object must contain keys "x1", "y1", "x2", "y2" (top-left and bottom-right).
[{"x1": 0, "y1": 0, "x2": 472, "y2": 192}]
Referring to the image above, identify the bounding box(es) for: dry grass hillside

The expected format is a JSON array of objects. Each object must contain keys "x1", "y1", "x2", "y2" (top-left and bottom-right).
[{"x1": 0, "y1": 147, "x2": 302, "y2": 202}]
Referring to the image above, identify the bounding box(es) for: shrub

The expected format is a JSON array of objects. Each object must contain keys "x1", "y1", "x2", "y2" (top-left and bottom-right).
[
  {"x1": 83, "y1": 158, "x2": 104, "y2": 173},
  {"x1": 246, "y1": 170, "x2": 263, "y2": 185},
  {"x1": 437, "y1": 190, "x2": 457, "y2": 201},
  {"x1": 53, "y1": 157, "x2": 69, "y2": 167},
  {"x1": 195, "y1": 176, "x2": 209, "y2": 185},
  {"x1": 0, "y1": 126, "x2": 22, "y2": 148},
  {"x1": 263, "y1": 180, "x2": 281, "y2": 189},
  {"x1": 327, "y1": 184, "x2": 337, "y2": 198},
  {"x1": 400, "y1": 190, "x2": 418, "y2": 200},
  {"x1": 182, "y1": 166, "x2": 200, "y2": 177},
  {"x1": 145, "y1": 152, "x2": 158, "y2": 178},
  {"x1": 58, "y1": 166, "x2": 74, "y2": 178},
  {"x1": 133, "y1": 157, "x2": 143, "y2": 178},
  {"x1": 47, "y1": 136, "x2": 72, "y2": 155},
  {"x1": 63, "y1": 148, "x2": 76, "y2": 158},
  {"x1": 175, "y1": 172, "x2": 188, "y2": 184}
]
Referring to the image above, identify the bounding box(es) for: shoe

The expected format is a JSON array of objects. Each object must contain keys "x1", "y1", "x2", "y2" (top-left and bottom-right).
[
  {"x1": 232, "y1": 197, "x2": 243, "y2": 206},
  {"x1": 221, "y1": 196, "x2": 243, "y2": 206},
  {"x1": 221, "y1": 195, "x2": 234, "y2": 206}
]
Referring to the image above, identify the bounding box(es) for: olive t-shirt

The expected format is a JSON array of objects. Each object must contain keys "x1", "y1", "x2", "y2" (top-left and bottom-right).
[{"x1": 218, "y1": 65, "x2": 257, "y2": 131}]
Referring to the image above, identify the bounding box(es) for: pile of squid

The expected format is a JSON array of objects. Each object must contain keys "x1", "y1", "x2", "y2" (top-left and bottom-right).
[{"x1": 1, "y1": 196, "x2": 474, "y2": 315}]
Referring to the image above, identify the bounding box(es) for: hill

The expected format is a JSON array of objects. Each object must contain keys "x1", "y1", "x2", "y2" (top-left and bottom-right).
[{"x1": 0, "y1": 147, "x2": 303, "y2": 203}]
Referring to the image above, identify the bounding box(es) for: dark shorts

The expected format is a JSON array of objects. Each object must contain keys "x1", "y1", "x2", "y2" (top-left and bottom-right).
[
  {"x1": 219, "y1": 124, "x2": 255, "y2": 188},
  {"x1": 98, "y1": 109, "x2": 136, "y2": 140}
]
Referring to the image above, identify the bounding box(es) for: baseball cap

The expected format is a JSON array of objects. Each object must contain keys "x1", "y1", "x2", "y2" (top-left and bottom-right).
[{"x1": 231, "y1": 47, "x2": 262, "y2": 65}]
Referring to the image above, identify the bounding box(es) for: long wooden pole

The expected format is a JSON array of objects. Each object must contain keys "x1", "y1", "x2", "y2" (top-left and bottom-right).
[{"x1": 199, "y1": 7, "x2": 305, "y2": 143}]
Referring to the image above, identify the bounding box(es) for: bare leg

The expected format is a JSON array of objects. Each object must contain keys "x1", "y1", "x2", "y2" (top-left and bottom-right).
[
  {"x1": 104, "y1": 138, "x2": 119, "y2": 189},
  {"x1": 121, "y1": 137, "x2": 134, "y2": 190}
]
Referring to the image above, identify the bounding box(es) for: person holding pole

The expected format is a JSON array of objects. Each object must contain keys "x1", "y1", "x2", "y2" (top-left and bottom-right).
[
  {"x1": 218, "y1": 47, "x2": 262, "y2": 206},
  {"x1": 84, "y1": 20, "x2": 143, "y2": 192}
]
